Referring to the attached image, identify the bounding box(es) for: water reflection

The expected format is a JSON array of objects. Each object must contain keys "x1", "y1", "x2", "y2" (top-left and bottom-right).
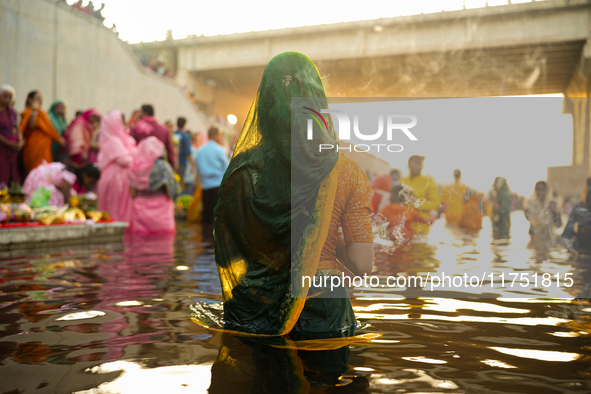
[{"x1": 0, "y1": 216, "x2": 591, "y2": 393}]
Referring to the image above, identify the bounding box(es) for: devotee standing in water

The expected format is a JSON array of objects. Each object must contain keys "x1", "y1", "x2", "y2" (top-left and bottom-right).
[
  {"x1": 129, "y1": 137, "x2": 178, "y2": 235},
  {"x1": 400, "y1": 155, "x2": 440, "y2": 235},
  {"x1": 195, "y1": 126, "x2": 228, "y2": 225},
  {"x1": 524, "y1": 181, "x2": 562, "y2": 245},
  {"x1": 380, "y1": 185, "x2": 431, "y2": 248},
  {"x1": 441, "y1": 169, "x2": 467, "y2": 227},
  {"x1": 47, "y1": 99, "x2": 68, "y2": 162},
  {"x1": 562, "y1": 177, "x2": 591, "y2": 254},
  {"x1": 212, "y1": 51, "x2": 373, "y2": 337},
  {"x1": 21, "y1": 91, "x2": 64, "y2": 174},
  {"x1": 488, "y1": 177, "x2": 512, "y2": 239},
  {"x1": 372, "y1": 169, "x2": 401, "y2": 214},
  {"x1": 459, "y1": 188, "x2": 485, "y2": 230},
  {"x1": 130, "y1": 104, "x2": 177, "y2": 171},
  {"x1": 65, "y1": 109, "x2": 101, "y2": 166},
  {"x1": 96, "y1": 110, "x2": 137, "y2": 222},
  {"x1": 0, "y1": 84, "x2": 23, "y2": 187}
]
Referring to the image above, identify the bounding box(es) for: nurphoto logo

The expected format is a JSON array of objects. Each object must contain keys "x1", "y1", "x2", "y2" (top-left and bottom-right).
[{"x1": 304, "y1": 106, "x2": 418, "y2": 153}]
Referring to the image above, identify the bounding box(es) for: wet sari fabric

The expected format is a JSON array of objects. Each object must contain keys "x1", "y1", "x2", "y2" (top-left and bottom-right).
[{"x1": 213, "y1": 52, "x2": 371, "y2": 337}]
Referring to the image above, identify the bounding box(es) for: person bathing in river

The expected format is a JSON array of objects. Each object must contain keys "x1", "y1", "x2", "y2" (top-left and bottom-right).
[
  {"x1": 400, "y1": 155, "x2": 440, "y2": 235},
  {"x1": 129, "y1": 136, "x2": 179, "y2": 235},
  {"x1": 525, "y1": 181, "x2": 562, "y2": 245},
  {"x1": 380, "y1": 185, "x2": 431, "y2": 248},
  {"x1": 213, "y1": 51, "x2": 374, "y2": 338}
]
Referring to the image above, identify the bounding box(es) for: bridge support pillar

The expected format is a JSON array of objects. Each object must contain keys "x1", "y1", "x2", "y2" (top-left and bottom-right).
[{"x1": 548, "y1": 39, "x2": 591, "y2": 199}]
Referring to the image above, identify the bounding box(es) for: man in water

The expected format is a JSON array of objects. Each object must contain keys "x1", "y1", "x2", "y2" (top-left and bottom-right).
[{"x1": 400, "y1": 155, "x2": 440, "y2": 235}]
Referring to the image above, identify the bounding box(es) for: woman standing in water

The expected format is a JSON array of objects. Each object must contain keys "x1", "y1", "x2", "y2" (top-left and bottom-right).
[
  {"x1": 213, "y1": 51, "x2": 374, "y2": 337},
  {"x1": 562, "y1": 177, "x2": 591, "y2": 254},
  {"x1": 129, "y1": 136, "x2": 178, "y2": 235},
  {"x1": 524, "y1": 181, "x2": 561, "y2": 242},
  {"x1": 96, "y1": 110, "x2": 137, "y2": 222},
  {"x1": 488, "y1": 177, "x2": 512, "y2": 239}
]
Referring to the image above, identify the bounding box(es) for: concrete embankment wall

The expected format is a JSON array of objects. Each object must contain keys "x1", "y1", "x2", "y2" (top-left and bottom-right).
[{"x1": 1, "y1": 0, "x2": 208, "y2": 130}]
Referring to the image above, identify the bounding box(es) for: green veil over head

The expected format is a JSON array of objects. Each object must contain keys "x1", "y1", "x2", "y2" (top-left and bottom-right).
[{"x1": 212, "y1": 51, "x2": 340, "y2": 336}]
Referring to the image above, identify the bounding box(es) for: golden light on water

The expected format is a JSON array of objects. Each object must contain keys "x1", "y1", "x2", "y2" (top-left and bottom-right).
[
  {"x1": 76, "y1": 361, "x2": 213, "y2": 393},
  {"x1": 353, "y1": 312, "x2": 569, "y2": 327},
  {"x1": 481, "y1": 359, "x2": 517, "y2": 369},
  {"x1": 489, "y1": 347, "x2": 582, "y2": 362},
  {"x1": 114, "y1": 301, "x2": 143, "y2": 307},
  {"x1": 402, "y1": 356, "x2": 447, "y2": 364},
  {"x1": 419, "y1": 298, "x2": 529, "y2": 314}
]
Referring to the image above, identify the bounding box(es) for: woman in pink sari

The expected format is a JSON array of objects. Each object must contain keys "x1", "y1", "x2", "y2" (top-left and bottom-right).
[
  {"x1": 65, "y1": 109, "x2": 101, "y2": 166},
  {"x1": 129, "y1": 136, "x2": 178, "y2": 235},
  {"x1": 96, "y1": 110, "x2": 137, "y2": 222}
]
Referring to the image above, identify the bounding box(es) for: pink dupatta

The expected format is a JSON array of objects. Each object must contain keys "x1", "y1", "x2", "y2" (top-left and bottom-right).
[
  {"x1": 65, "y1": 108, "x2": 101, "y2": 161},
  {"x1": 97, "y1": 110, "x2": 137, "y2": 170},
  {"x1": 129, "y1": 136, "x2": 164, "y2": 191}
]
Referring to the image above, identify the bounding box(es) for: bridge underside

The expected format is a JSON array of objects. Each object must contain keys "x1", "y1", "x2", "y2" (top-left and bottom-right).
[{"x1": 196, "y1": 40, "x2": 585, "y2": 99}]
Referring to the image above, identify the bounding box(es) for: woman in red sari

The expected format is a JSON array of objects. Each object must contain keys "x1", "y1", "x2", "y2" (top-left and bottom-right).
[
  {"x1": 20, "y1": 91, "x2": 63, "y2": 174},
  {"x1": 64, "y1": 109, "x2": 101, "y2": 166}
]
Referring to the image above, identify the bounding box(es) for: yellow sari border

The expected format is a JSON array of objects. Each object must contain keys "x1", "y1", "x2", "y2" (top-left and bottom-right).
[{"x1": 280, "y1": 155, "x2": 343, "y2": 335}]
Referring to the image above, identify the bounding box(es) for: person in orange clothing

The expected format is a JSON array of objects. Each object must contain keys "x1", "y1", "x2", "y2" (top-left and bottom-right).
[
  {"x1": 20, "y1": 91, "x2": 64, "y2": 174},
  {"x1": 441, "y1": 169, "x2": 468, "y2": 227},
  {"x1": 371, "y1": 169, "x2": 401, "y2": 214},
  {"x1": 459, "y1": 188, "x2": 485, "y2": 230},
  {"x1": 380, "y1": 185, "x2": 431, "y2": 248}
]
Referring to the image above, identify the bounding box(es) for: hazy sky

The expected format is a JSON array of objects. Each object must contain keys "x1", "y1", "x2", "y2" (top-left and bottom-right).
[
  {"x1": 68, "y1": 0, "x2": 536, "y2": 43},
  {"x1": 331, "y1": 97, "x2": 571, "y2": 197}
]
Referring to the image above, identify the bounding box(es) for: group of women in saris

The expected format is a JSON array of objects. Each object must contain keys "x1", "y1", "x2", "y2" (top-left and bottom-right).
[
  {"x1": 1, "y1": 86, "x2": 105, "y2": 183},
  {"x1": 97, "y1": 110, "x2": 178, "y2": 234}
]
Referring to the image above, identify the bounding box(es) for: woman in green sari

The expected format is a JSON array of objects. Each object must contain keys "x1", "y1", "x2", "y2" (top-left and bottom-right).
[
  {"x1": 212, "y1": 51, "x2": 374, "y2": 338},
  {"x1": 488, "y1": 176, "x2": 512, "y2": 239},
  {"x1": 48, "y1": 99, "x2": 68, "y2": 161}
]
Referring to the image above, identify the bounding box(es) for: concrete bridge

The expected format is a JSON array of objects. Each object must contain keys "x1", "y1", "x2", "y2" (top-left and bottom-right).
[{"x1": 134, "y1": 0, "x2": 591, "y2": 196}]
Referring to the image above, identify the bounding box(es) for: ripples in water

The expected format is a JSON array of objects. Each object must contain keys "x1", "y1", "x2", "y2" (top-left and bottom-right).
[{"x1": 0, "y1": 213, "x2": 590, "y2": 393}]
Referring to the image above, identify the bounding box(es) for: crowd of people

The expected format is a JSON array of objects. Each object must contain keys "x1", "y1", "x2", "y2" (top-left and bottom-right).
[
  {"x1": 197, "y1": 52, "x2": 591, "y2": 342},
  {"x1": 369, "y1": 155, "x2": 589, "y2": 255},
  {"x1": 3, "y1": 49, "x2": 590, "y2": 345},
  {"x1": 0, "y1": 84, "x2": 230, "y2": 235},
  {"x1": 69, "y1": 0, "x2": 105, "y2": 22}
]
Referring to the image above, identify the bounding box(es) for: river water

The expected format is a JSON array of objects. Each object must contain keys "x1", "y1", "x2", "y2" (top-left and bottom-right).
[{"x1": 1, "y1": 212, "x2": 590, "y2": 393}]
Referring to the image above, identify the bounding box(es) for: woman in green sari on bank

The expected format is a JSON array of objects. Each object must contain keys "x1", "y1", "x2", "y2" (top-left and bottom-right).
[
  {"x1": 209, "y1": 51, "x2": 374, "y2": 339},
  {"x1": 48, "y1": 99, "x2": 68, "y2": 162}
]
